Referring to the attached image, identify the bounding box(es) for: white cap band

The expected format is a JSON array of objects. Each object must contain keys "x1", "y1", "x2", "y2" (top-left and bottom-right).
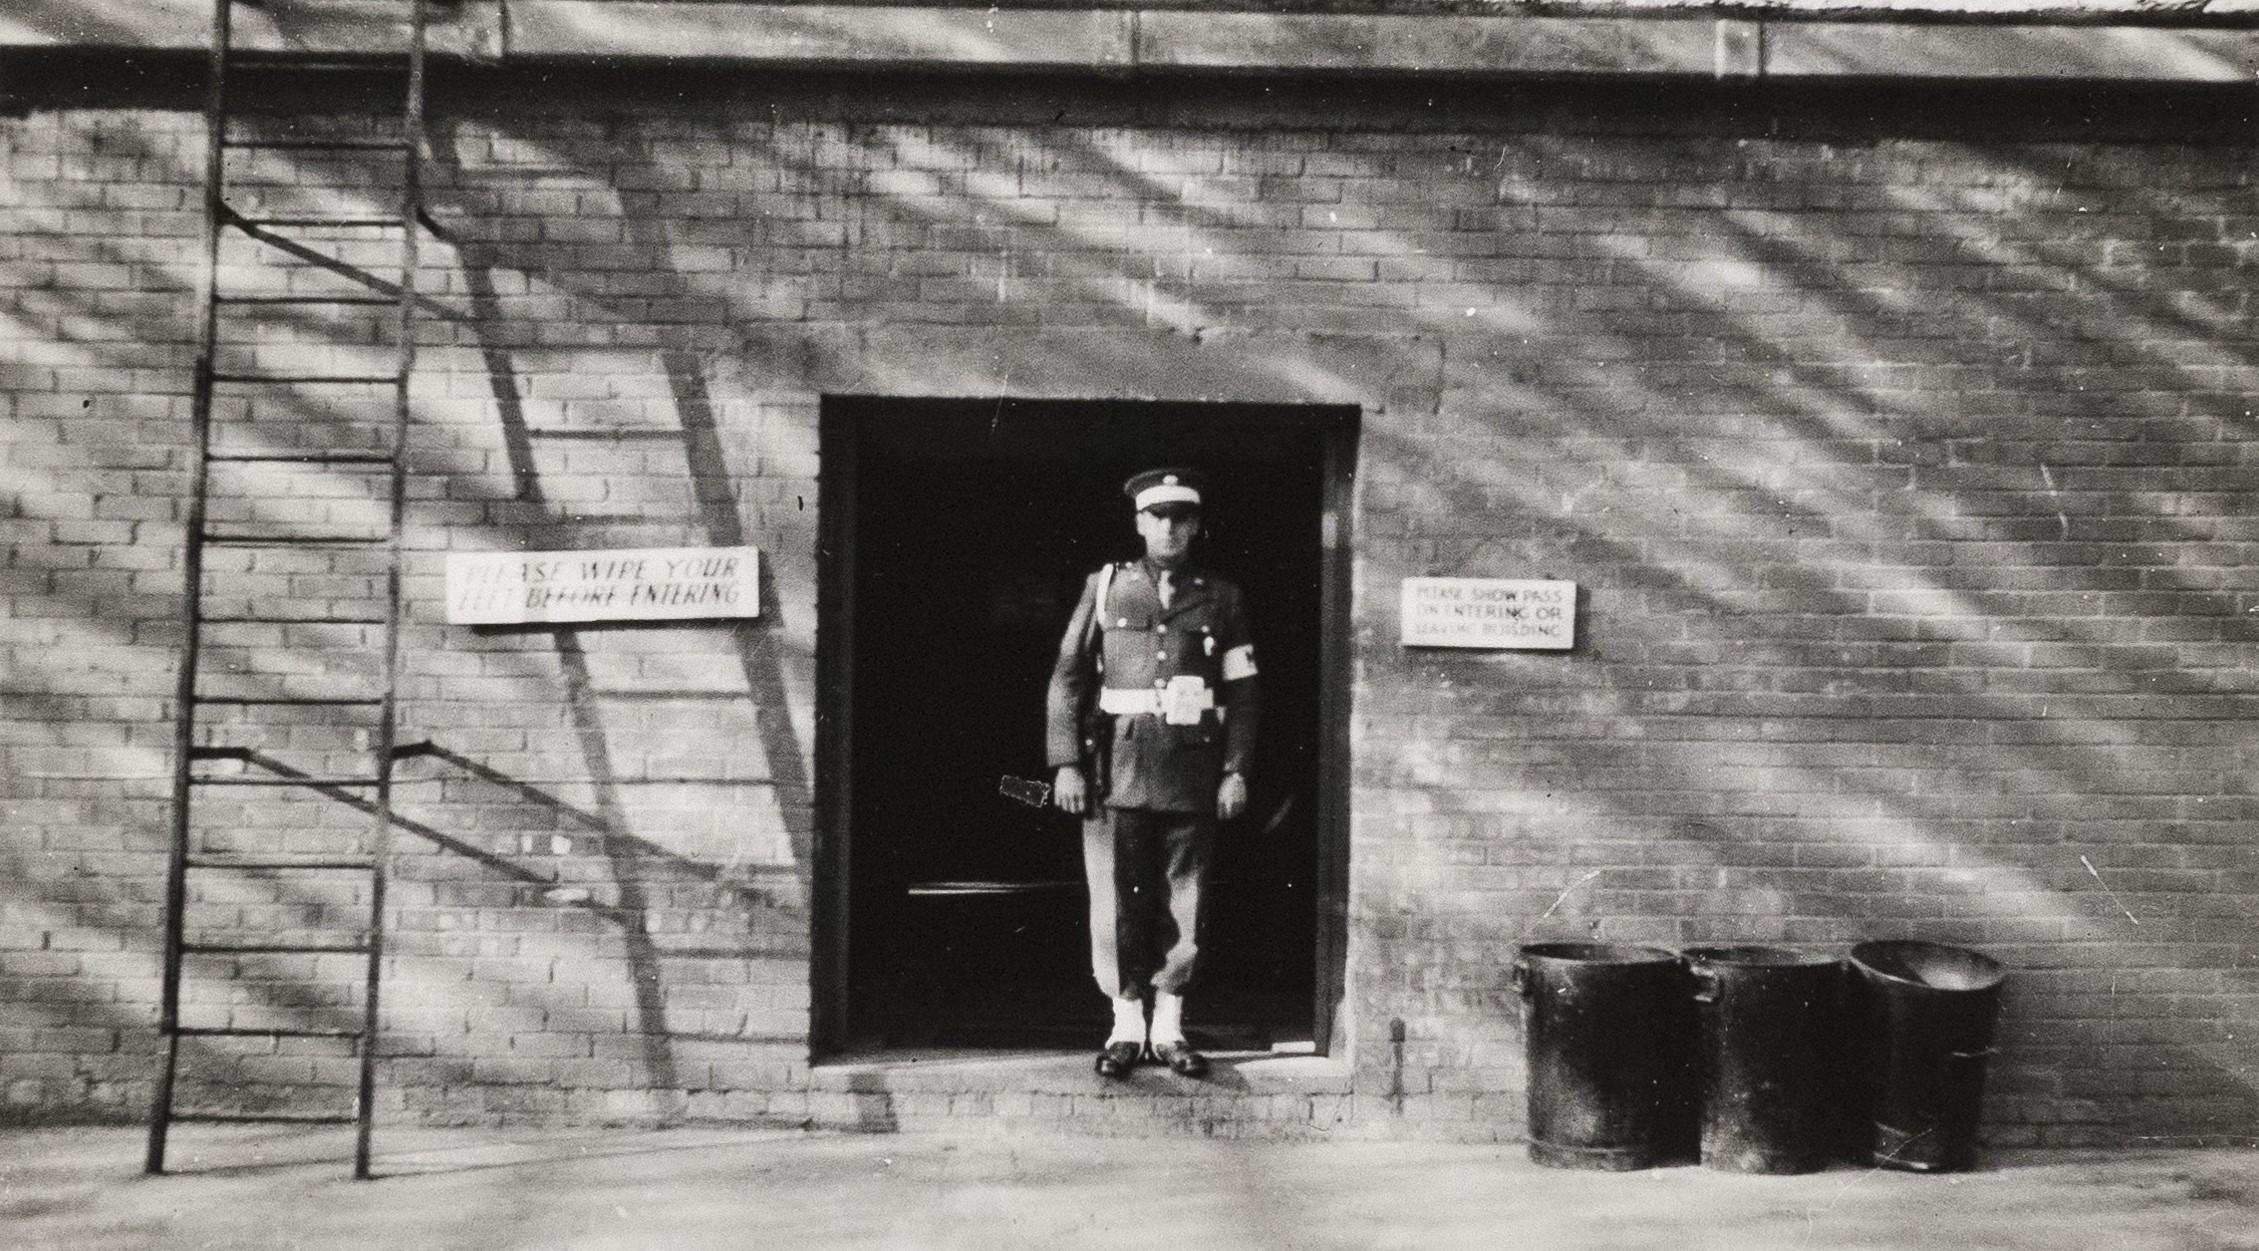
[{"x1": 1135, "y1": 483, "x2": 1202, "y2": 511}]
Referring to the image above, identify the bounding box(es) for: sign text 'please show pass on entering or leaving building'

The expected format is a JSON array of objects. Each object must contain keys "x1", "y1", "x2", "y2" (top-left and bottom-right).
[
  {"x1": 444, "y1": 546, "x2": 761, "y2": 625},
  {"x1": 1400, "y1": 577, "x2": 1576, "y2": 651}
]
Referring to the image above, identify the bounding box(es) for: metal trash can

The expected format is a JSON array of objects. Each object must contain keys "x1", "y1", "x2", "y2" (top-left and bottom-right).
[
  {"x1": 1684, "y1": 946, "x2": 1845, "y2": 1174},
  {"x1": 1514, "y1": 943, "x2": 1695, "y2": 1170},
  {"x1": 1847, "y1": 939, "x2": 2007, "y2": 1173}
]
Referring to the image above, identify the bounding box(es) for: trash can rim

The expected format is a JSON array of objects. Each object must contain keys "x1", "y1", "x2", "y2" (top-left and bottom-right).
[
  {"x1": 1849, "y1": 939, "x2": 2006, "y2": 992},
  {"x1": 1518, "y1": 942, "x2": 1679, "y2": 966},
  {"x1": 1681, "y1": 944, "x2": 1839, "y2": 968}
]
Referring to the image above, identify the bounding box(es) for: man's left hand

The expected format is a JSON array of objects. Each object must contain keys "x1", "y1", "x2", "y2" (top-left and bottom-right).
[{"x1": 1216, "y1": 772, "x2": 1248, "y2": 821}]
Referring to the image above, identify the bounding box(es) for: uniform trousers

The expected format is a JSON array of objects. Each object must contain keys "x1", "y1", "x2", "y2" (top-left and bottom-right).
[{"x1": 1081, "y1": 807, "x2": 1216, "y2": 1001}]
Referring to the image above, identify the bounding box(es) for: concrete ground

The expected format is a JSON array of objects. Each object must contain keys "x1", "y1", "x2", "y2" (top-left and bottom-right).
[{"x1": 2, "y1": 1125, "x2": 2255, "y2": 1250}]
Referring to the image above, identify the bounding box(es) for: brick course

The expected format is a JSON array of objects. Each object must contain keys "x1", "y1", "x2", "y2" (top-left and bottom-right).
[{"x1": 2, "y1": 69, "x2": 2256, "y2": 1144}]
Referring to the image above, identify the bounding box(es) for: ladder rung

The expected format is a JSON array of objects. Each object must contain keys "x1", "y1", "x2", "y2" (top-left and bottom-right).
[
  {"x1": 227, "y1": 62, "x2": 410, "y2": 73},
  {"x1": 227, "y1": 69, "x2": 412, "y2": 82},
  {"x1": 226, "y1": 48, "x2": 414, "y2": 66},
  {"x1": 191, "y1": 695, "x2": 387, "y2": 707},
  {"x1": 181, "y1": 942, "x2": 372, "y2": 955},
  {"x1": 199, "y1": 533, "x2": 391, "y2": 546},
  {"x1": 209, "y1": 373, "x2": 400, "y2": 386},
  {"x1": 187, "y1": 776, "x2": 385, "y2": 789},
  {"x1": 199, "y1": 615, "x2": 390, "y2": 625},
  {"x1": 166, "y1": 1111, "x2": 361, "y2": 1125},
  {"x1": 525, "y1": 428, "x2": 684, "y2": 441},
  {"x1": 175, "y1": 1026, "x2": 368, "y2": 1039},
  {"x1": 207, "y1": 451, "x2": 397, "y2": 465},
  {"x1": 231, "y1": 215, "x2": 406, "y2": 230},
  {"x1": 185, "y1": 855, "x2": 377, "y2": 871},
  {"x1": 214, "y1": 295, "x2": 399, "y2": 307},
  {"x1": 220, "y1": 139, "x2": 413, "y2": 153}
]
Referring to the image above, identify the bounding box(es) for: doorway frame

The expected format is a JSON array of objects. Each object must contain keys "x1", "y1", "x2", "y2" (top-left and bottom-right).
[{"x1": 810, "y1": 397, "x2": 1358, "y2": 1058}]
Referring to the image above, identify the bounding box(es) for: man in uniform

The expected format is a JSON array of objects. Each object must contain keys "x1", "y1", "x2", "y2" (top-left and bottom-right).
[{"x1": 1046, "y1": 468, "x2": 1258, "y2": 1079}]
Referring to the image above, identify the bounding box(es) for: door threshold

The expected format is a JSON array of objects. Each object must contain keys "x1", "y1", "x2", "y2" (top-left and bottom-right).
[
  {"x1": 811, "y1": 1045, "x2": 1351, "y2": 1096},
  {"x1": 819, "y1": 1043, "x2": 1088, "y2": 1068}
]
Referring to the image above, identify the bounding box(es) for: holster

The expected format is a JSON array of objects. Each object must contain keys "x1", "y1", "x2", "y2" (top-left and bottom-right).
[
  {"x1": 1072, "y1": 562, "x2": 1117, "y2": 805},
  {"x1": 1078, "y1": 708, "x2": 1112, "y2": 802}
]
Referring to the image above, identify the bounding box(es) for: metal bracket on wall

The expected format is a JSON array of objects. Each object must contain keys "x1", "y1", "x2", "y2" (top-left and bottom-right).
[{"x1": 1715, "y1": 18, "x2": 1764, "y2": 81}]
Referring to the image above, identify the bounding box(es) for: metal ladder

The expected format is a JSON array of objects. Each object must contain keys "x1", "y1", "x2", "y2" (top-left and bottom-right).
[{"x1": 148, "y1": 0, "x2": 432, "y2": 1179}]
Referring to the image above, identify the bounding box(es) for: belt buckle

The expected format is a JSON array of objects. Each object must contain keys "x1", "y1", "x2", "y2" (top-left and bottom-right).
[{"x1": 1161, "y1": 675, "x2": 1210, "y2": 726}]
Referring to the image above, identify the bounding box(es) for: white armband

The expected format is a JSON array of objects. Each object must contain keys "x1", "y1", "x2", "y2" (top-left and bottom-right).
[{"x1": 1221, "y1": 644, "x2": 1257, "y2": 681}]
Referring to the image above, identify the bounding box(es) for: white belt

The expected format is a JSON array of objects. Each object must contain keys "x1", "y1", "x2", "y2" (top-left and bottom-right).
[
  {"x1": 1098, "y1": 688, "x2": 1163, "y2": 716},
  {"x1": 1097, "y1": 688, "x2": 1229, "y2": 721}
]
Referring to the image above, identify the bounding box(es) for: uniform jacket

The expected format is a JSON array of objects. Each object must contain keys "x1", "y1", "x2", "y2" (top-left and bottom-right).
[{"x1": 1046, "y1": 560, "x2": 1259, "y2": 813}]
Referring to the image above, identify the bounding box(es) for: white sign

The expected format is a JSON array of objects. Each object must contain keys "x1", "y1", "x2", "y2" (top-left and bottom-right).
[
  {"x1": 446, "y1": 546, "x2": 761, "y2": 625},
  {"x1": 1401, "y1": 577, "x2": 1576, "y2": 651}
]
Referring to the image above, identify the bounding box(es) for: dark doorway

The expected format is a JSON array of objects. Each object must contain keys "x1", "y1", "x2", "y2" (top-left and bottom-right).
[{"x1": 817, "y1": 398, "x2": 1353, "y2": 1055}]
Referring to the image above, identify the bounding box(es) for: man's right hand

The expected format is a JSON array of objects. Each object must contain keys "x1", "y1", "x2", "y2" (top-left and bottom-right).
[{"x1": 1053, "y1": 765, "x2": 1089, "y2": 816}]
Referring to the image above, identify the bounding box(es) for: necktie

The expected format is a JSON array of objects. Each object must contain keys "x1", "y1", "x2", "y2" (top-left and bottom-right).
[{"x1": 1156, "y1": 570, "x2": 1174, "y2": 609}]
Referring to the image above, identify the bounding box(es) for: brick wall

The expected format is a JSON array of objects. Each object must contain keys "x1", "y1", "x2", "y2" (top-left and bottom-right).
[{"x1": 3, "y1": 68, "x2": 2255, "y2": 1145}]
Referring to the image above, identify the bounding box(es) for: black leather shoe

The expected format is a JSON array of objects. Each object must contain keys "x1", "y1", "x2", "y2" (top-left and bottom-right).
[
  {"x1": 1095, "y1": 1041, "x2": 1141, "y2": 1079},
  {"x1": 1150, "y1": 1041, "x2": 1208, "y2": 1078}
]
